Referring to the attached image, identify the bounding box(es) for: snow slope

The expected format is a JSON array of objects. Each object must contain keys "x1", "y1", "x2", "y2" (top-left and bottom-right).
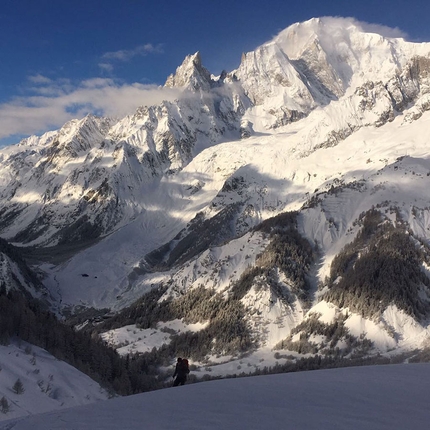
[
  {"x1": 1, "y1": 364, "x2": 429, "y2": 429},
  {"x1": 43, "y1": 108, "x2": 430, "y2": 310},
  {"x1": 0, "y1": 341, "x2": 108, "y2": 422}
]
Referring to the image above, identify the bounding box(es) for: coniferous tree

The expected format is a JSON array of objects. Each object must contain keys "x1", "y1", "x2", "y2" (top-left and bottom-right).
[
  {"x1": 12, "y1": 378, "x2": 24, "y2": 394},
  {"x1": 0, "y1": 396, "x2": 10, "y2": 414}
]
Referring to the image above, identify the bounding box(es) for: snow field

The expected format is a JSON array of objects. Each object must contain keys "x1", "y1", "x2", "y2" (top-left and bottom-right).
[{"x1": 2, "y1": 363, "x2": 430, "y2": 429}]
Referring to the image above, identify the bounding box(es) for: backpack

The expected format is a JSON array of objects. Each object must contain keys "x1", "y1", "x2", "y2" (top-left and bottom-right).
[{"x1": 181, "y1": 358, "x2": 190, "y2": 373}]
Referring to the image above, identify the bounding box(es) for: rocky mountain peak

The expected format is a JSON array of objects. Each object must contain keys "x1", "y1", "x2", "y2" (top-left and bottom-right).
[
  {"x1": 164, "y1": 51, "x2": 213, "y2": 92},
  {"x1": 273, "y1": 17, "x2": 413, "y2": 91},
  {"x1": 48, "y1": 114, "x2": 111, "y2": 159}
]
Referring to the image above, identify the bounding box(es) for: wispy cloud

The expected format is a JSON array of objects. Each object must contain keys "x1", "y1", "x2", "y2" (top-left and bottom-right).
[
  {"x1": 0, "y1": 76, "x2": 180, "y2": 144},
  {"x1": 321, "y1": 17, "x2": 409, "y2": 39},
  {"x1": 355, "y1": 20, "x2": 408, "y2": 39},
  {"x1": 101, "y1": 43, "x2": 164, "y2": 61},
  {"x1": 98, "y1": 43, "x2": 164, "y2": 74},
  {"x1": 27, "y1": 74, "x2": 54, "y2": 85},
  {"x1": 98, "y1": 63, "x2": 114, "y2": 73}
]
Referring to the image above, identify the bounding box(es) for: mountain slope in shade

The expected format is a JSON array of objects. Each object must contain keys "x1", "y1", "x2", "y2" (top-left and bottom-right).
[
  {"x1": 1, "y1": 364, "x2": 430, "y2": 430},
  {"x1": 0, "y1": 341, "x2": 108, "y2": 422}
]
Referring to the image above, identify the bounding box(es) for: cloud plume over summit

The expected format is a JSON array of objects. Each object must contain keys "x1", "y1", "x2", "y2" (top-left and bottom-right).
[{"x1": 0, "y1": 77, "x2": 180, "y2": 144}]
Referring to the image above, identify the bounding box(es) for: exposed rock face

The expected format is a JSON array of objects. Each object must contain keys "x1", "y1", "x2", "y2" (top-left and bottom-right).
[{"x1": 165, "y1": 52, "x2": 213, "y2": 91}]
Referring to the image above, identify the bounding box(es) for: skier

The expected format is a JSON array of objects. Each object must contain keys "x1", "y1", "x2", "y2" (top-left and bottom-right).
[{"x1": 172, "y1": 357, "x2": 190, "y2": 386}]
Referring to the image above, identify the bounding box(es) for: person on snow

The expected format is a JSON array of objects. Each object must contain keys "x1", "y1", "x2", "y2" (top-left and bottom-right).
[{"x1": 172, "y1": 357, "x2": 190, "y2": 386}]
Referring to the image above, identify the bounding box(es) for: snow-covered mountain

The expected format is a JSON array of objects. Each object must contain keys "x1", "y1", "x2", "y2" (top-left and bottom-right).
[{"x1": 2, "y1": 16, "x2": 430, "y2": 374}]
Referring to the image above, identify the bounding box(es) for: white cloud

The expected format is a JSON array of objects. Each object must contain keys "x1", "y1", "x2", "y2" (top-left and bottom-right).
[
  {"x1": 101, "y1": 43, "x2": 164, "y2": 62},
  {"x1": 356, "y1": 21, "x2": 408, "y2": 39},
  {"x1": 27, "y1": 74, "x2": 54, "y2": 85},
  {"x1": 98, "y1": 63, "x2": 114, "y2": 73},
  {"x1": 98, "y1": 43, "x2": 164, "y2": 73},
  {"x1": 320, "y1": 16, "x2": 409, "y2": 39},
  {"x1": 0, "y1": 78, "x2": 181, "y2": 143}
]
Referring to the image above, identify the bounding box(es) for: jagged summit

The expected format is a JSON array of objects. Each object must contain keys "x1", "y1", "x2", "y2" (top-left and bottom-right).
[{"x1": 164, "y1": 51, "x2": 213, "y2": 91}]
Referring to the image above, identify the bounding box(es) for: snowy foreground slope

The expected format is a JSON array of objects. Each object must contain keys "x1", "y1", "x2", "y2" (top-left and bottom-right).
[
  {"x1": 2, "y1": 364, "x2": 430, "y2": 430},
  {"x1": 0, "y1": 341, "x2": 108, "y2": 422}
]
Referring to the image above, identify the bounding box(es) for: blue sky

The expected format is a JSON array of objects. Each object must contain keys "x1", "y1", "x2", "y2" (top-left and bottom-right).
[{"x1": 1, "y1": 0, "x2": 429, "y2": 145}]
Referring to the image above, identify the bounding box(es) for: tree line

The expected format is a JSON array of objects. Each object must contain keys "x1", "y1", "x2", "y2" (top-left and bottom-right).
[
  {"x1": 324, "y1": 209, "x2": 430, "y2": 320},
  {"x1": 274, "y1": 312, "x2": 373, "y2": 357},
  {"x1": 96, "y1": 210, "x2": 315, "y2": 367},
  {"x1": 97, "y1": 284, "x2": 255, "y2": 364},
  {"x1": 0, "y1": 283, "x2": 162, "y2": 395}
]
